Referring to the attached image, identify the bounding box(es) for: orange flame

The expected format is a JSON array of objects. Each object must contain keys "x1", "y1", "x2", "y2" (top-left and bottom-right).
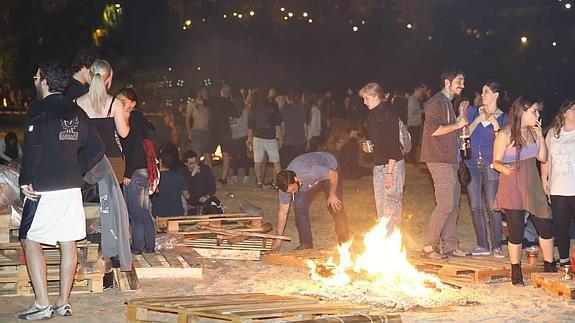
[{"x1": 308, "y1": 217, "x2": 443, "y2": 292}]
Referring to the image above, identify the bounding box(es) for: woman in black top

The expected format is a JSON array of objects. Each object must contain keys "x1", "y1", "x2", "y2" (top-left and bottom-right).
[{"x1": 117, "y1": 87, "x2": 155, "y2": 254}]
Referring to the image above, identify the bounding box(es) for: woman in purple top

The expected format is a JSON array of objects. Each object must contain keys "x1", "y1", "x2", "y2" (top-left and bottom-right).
[
  {"x1": 492, "y1": 96, "x2": 554, "y2": 286},
  {"x1": 464, "y1": 82, "x2": 509, "y2": 258}
]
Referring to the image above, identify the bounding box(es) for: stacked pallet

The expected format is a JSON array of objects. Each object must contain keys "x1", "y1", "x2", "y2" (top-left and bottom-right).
[
  {"x1": 532, "y1": 272, "x2": 575, "y2": 299},
  {"x1": 126, "y1": 292, "x2": 371, "y2": 323},
  {"x1": 156, "y1": 213, "x2": 290, "y2": 261},
  {"x1": 0, "y1": 240, "x2": 102, "y2": 297},
  {"x1": 409, "y1": 257, "x2": 543, "y2": 284}
]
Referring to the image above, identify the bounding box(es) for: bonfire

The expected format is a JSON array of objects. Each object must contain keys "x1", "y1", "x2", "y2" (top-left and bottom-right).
[{"x1": 302, "y1": 218, "x2": 475, "y2": 311}]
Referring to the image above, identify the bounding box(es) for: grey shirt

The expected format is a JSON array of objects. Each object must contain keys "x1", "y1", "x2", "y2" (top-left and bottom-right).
[{"x1": 279, "y1": 152, "x2": 338, "y2": 204}]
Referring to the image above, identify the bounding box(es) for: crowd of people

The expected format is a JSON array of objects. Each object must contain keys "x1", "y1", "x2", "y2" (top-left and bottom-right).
[{"x1": 5, "y1": 48, "x2": 575, "y2": 319}]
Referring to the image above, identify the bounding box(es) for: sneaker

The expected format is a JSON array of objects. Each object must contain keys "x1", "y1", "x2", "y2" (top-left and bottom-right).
[
  {"x1": 470, "y1": 246, "x2": 491, "y2": 256},
  {"x1": 492, "y1": 247, "x2": 506, "y2": 258},
  {"x1": 18, "y1": 302, "x2": 53, "y2": 320},
  {"x1": 217, "y1": 178, "x2": 228, "y2": 185},
  {"x1": 229, "y1": 175, "x2": 238, "y2": 184},
  {"x1": 53, "y1": 304, "x2": 72, "y2": 316},
  {"x1": 444, "y1": 249, "x2": 470, "y2": 258},
  {"x1": 242, "y1": 176, "x2": 250, "y2": 184},
  {"x1": 265, "y1": 182, "x2": 278, "y2": 190},
  {"x1": 255, "y1": 183, "x2": 263, "y2": 189},
  {"x1": 421, "y1": 247, "x2": 448, "y2": 260}
]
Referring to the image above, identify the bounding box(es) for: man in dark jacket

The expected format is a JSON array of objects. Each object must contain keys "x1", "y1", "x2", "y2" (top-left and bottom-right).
[{"x1": 18, "y1": 62, "x2": 104, "y2": 320}]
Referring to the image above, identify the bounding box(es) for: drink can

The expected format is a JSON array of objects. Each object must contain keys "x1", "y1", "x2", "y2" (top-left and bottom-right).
[
  {"x1": 562, "y1": 266, "x2": 572, "y2": 280},
  {"x1": 364, "y1": 140, "x2": 374, "y2": 153}
]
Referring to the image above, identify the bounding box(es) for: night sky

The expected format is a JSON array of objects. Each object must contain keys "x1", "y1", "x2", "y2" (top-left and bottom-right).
[{"x1": 1, "y1": 0, "x2": 574, "y2": 113}]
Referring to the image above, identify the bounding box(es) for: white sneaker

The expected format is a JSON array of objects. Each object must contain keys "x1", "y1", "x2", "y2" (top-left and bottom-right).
[
  {"x1": 242, "y1": 176, "x2": 250, "y2": 183},
  {"x1": 18, "y1": 302, "x2": 53, "y2": 320},
  {"x1": 53, "y1": 303, "x2": 72, "y2": 316},
  {"x1": 229, "y1": 175, "x2": 238, "y2": 184}
]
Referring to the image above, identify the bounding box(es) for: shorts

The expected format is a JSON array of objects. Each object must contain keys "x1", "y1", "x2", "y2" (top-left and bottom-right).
[
  {"x1": 19, "y1": 188, "x2": 86, "y2": 246},
  {"x1": 253, "y1": 137, "x2": 280, "y2": 163},
  {"x1": 210, "y1": 134, "x2": 234, "y2": 153}
]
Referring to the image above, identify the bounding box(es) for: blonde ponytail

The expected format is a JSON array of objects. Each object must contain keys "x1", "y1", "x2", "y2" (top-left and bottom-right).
[{"x1": 89, "y1": 59, "x2": 112, "y2": 115}]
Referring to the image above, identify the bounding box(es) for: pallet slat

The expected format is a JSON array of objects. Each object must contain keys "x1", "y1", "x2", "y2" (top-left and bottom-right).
[
  {"x1": 125, "y1": 293, "x2": 370, "y2": 323},
  {"x1": 532, "y1": 272, "x2": 575, "y2": 299}
]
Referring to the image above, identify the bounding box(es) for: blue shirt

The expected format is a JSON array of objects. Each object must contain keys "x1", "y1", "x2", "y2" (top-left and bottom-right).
[
  {"x1": 465, "y1": 106, "x2": 509, "y2": 167},
  {"x1": 278, "y1": 152, "x2": 338, "y2": 204},
  {"x1": 151, "y1": 170, "x2": 188, "y2": 216}
]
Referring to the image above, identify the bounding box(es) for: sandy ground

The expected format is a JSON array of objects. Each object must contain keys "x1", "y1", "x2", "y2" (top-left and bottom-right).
[{"x1": 1, "y1": 122, "x2": 575, "y2": 322}]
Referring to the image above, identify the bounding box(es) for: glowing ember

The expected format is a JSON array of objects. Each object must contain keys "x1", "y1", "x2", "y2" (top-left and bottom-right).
[{"x1": 307, "y1": 217, "x2": 444, "y2": 294}]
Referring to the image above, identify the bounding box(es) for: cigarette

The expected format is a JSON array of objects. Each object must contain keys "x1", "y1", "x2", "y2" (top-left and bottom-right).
[{"x1": 536, "y1": 119, "x2": 542, "y2": 127}]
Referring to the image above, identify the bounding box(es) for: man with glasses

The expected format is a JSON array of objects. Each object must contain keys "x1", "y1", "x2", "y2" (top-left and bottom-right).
[
  {"x1": 181, "y1": 150, "x2": 216, "y2": 215},
  {"x1": 19, "y1": 62, "x2": 104, "y2": 319}
]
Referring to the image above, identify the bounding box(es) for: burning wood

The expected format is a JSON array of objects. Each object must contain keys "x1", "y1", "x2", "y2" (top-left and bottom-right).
[{"x1": 303, "y1": 218, "x2": 476, "y2": 311}]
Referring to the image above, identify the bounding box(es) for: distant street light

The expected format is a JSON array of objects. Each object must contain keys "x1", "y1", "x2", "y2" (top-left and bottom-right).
[
  {"x1": 352, "y1": 26, "x2": 359, "y2": 32},
  {"x1": 520, "y1": 36, "x2": 528, "y2": 44}
]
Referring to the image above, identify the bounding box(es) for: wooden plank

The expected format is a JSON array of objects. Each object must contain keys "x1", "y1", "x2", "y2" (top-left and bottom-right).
[
  {"x1": 180, "y1": 254, "x2": 202, "y2": 268},
  {"x1": 199, "y1": 226, "x2": 291, "y2": 241},
  {"x1": 191, "y1": 247, "x2": 261, "y2": 261},
  {"x1": 163, "y1": 252, "x2": 184, "y2": 268},
  {"x1": 263, "y1": 250, "x2": 334, "y2": 268},
  {"x1": 142, "y1": 252, "x2": 163, "y2": 267},
  {"x1": 295, "y1": 314, "x2": 402, "y2": 323},
  {"x1": 532, "y1": 272, "x2": 575, "y2": 300}
]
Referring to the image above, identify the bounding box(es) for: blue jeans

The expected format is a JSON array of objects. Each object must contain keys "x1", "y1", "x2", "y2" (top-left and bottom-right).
[
  {"x1": 294, "y1": 176, "x2": 349, "y2": 247},
  {"x1": 123, "y1": 168, "x2": 155, "y2": 252},
  {"x1": 467, "y1": 166, "x2": 502, "y2": 249},
  {"x1": 373, "y1": 160, "x2": 406, "y2": 232}
]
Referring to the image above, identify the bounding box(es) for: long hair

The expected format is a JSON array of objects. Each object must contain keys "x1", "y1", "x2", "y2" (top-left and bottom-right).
[
  {"x1": 507, "y1": 96, "x2": 540, "y2": 154},
  {"x1": 89, "y1": 59, "x2": 112, "y2": 115},
  {"x1": 484, "y1": 81, "x2": 510, "y2": 111},
  {"x1": 549, "y1": 98, "x2": 575, "y2": 139}
]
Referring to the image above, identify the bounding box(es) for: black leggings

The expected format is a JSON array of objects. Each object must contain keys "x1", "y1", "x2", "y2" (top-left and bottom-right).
[
  {"x1": 550, "y1": 196, "x2": 575, "y2": 259},
  {"x1": 505, "y1": 209, "x2": 553, "y2": 244}
]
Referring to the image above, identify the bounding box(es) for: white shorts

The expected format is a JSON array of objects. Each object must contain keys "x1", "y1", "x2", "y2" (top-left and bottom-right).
[
  {"x1": 253, "y1": 137, "x2": 280, "y2": 163},
  {"x1": 23, "y1": 188, "x2": 86, "y2": 246}
]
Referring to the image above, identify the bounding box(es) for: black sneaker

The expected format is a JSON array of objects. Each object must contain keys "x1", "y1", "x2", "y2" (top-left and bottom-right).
[
  {"x1": 444, "y1": 249, "x2": 470, "y2": 258},
  {"x1": 18, "y1": 303, "x2": 53, "y2": 320}
]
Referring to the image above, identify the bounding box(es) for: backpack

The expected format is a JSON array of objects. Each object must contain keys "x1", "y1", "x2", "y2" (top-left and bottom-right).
[
  {"x1": 398, "y1": 118, "x2": 412, "y2": 155},
  {"x1": 143, "y1": 139, "x2": 160, "y2": 195}
]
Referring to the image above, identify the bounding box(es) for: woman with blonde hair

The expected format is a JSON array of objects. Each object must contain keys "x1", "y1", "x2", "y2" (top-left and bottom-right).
[{"x1": 76, "y1": 59, "x2": 130, "y2": 181}]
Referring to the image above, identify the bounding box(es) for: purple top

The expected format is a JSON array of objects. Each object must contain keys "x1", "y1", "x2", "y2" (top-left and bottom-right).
[{"x1": 501, "y1": 143, "x2": 538, "y2": 163}]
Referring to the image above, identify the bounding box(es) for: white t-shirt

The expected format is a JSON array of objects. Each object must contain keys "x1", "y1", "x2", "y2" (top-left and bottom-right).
[{"x1": 546, "y1": 128, "x2": 575, "y2": 196}]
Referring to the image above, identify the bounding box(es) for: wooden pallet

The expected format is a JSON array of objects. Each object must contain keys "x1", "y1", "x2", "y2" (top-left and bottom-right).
[
  {"x1": 531, "y1": 272, "x2": 575, "y2": 300},
  {"x1": 126, "y1": 293, "x2": 370, "y2": 323},
  {"x1": 132, "y1": 251, "x2": 202, "y2": 279},
  {"x1": 156, "y1": 213, "x2": 263, "y2": 234},
  {"x1": 263, "y1": 249, "x2": 337, "y2": 269},
  {"x1": 0, "y1": 264, "x2": 103, "y2": 297},
  {"x1": 409, "y1": 257, "x2": 543, "y2": 284},
  {"x1": 185, "y1": 236, "x2": 274, "y2": 261},
  {"x1": 0, "y1": 240, "x2": 99, "y2": 266}
]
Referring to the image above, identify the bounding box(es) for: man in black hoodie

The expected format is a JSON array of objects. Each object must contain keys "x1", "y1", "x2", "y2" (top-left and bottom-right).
[{"x1": 18, "y1": 62, "x2": 104, "y2": 320}]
